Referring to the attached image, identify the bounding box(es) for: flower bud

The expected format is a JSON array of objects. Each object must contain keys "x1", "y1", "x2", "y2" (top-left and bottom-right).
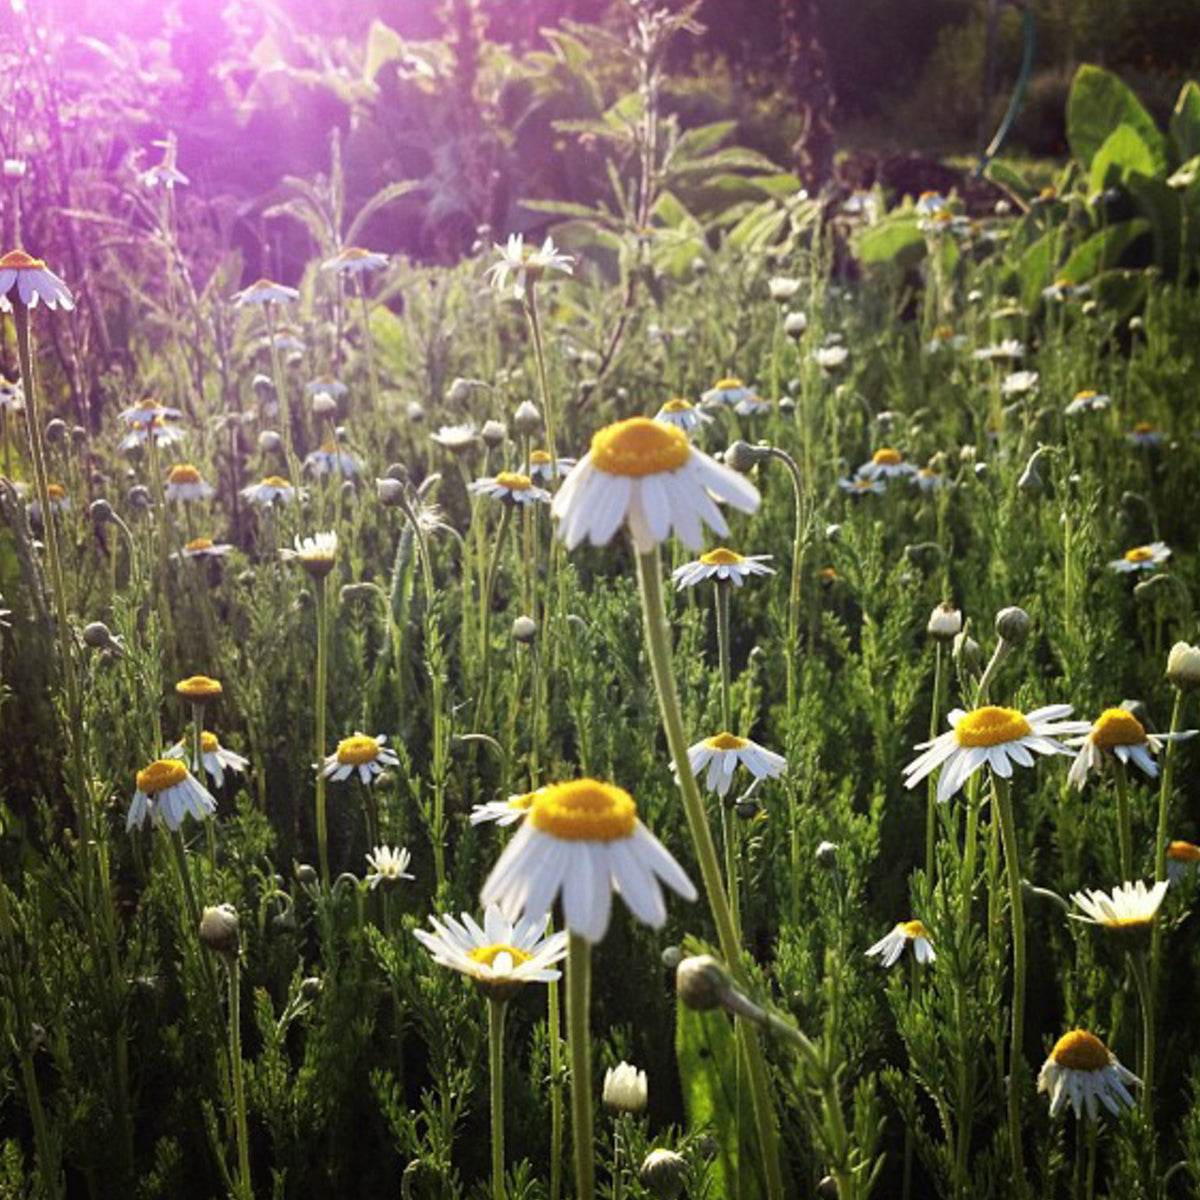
[
  {"x1": 45, "y1": 417, "x2": 67, "y2": 443},
  {"x1": 660, "y1": 945, "x2": 682, "y2": 970},
  {"x1": 675, "y1": 955, "x2": 733, "y2": 1012},
  {"x1": 252, "y1": 373, "x2": 275, "y2": 395},
  {"x1": 83, "y1": 621, "x2": 123, "y2": 657},
  {"x1": 198, "y1": 903, "x2": 240, "y2": 959},
  {"x1": 640, "y1": 1148, "x2": 687, "y2": 1199},
  {"x1": 602, "y1": 1062, "x2": 648, "y2": 1115},
  {"x1": 481, "y1": 419, "x2": 507, "y2": 449},
  {"x1": 768, "y1": 276, "x2": 801, "y2": 303},
  {"x1": 817, "y1": 1175, "x2": 839, "y2": 1199},
  {"x1": 513, "y1": 400, "x2": 541, "y2": 436},
  {"x1": 258, "y1": 430, "x2": 282, "y2": 454},
  {"x1": 512, "y1": 615, "x2": 537, "y2": 644},
  {"x1": 954, "y1": 630, "x2": 982, "y2": 673},
  {"x1": 734, "y1": 798, "x2": 760, "y2": 821},
  {"x1": 783, "y1": 311, "x2": 808, "y2": 339},
  {"x1": 127, "y1": 485, "x2": 151, "y2": 510},
  {"x1": 927, "y1": 602, "x2": 962, "y2": 641},
  {"x1": 312, "y1": 393, "x2": 337, "y2": 419},
  {"x1": 300, "y1": 976, "x2": 323, "y2": 1001},
  {"x1": 1018, "y1": 446, "x2": 1049, "y2": 492},
  {"x1": 1167, "y1": 642, "x2": 1200, "y2": 690},
  {"x1": 815, "y1": 840, "x2": 838, "y2": 868},
  {"x1": 295, "y1": 862, "x2": 318, "y2": 886},
  {"x1": 723, "y1": 440, "x2": 769, "y2": 473},
  {"x1": 406, "y1": 400, "x2": 426, "y2": 423},
  {"x1": 376, "y1": 478, "x2": 404, "y2": 507},
  {"x1": 995, "y1": 605, "x2": 1031, "y2": 646},
  {"x1": 448, "y1": 377, "x2": 473, "y2": 405},
  {"x1": 90, "y1": 498, "x2": 115, "y2": 524},
  {"x1": 71, "y1": 425, "x2": 87, "y2": 447}
]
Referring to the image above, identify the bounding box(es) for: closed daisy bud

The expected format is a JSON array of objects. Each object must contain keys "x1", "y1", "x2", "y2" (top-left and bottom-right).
[
  {"x1": 675, "y1": 954, "x2": 734, "y2": 1012},
  {"x1": 723, "y1": 440, "x2": 770, "y2": 472},
  {"x1": 1167, "y1": 642, "x2": 1200, "y2": 689},
  {"x1": 640, "y1": 1148, "x2": 686, "y2": 1198},
  {"x1": 953, "y1": 630, "x2": 982, "y2": 673},
  {"x1": 481, "y1": 419, "x2": 507, "y2": 449},
  {"x1": 89, "y1": 498, "x2": 116, "y2": 524},
  {"x1": 198, "y1": 904, "x2": 240, "y2": 959},
  {"x1": 513, "y1": 400, "x2": 542, "y2": 436},
  {"x1": 406, "y1": 400, "x2": 426, "y2": 422},
  {"x1": 783, "y1": 311, "x2": 808, "y2": 339},
  {"x1": 815, "y1": 840, "x2": 838, "y2": 868},
  {"x1": 995, "y1": 605, "x2": 1031, "y2": 646},
  {"x1": 511, "y1": 615, "x2": 537, "y2": 643},
  {"x1": 602, "y1": 1062, "x2": 648, "y2": 1114},
  {"x1": 927, "y1": 602, "x2": 962, "y2": 641}
]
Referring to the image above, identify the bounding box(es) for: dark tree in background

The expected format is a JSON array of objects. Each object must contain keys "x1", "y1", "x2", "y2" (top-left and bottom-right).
[{"x1": 779, "y1": 0, "x2": 837, "y2": 193}]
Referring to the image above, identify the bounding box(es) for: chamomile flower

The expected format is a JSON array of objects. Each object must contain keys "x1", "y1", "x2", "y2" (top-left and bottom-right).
[
  {"x1": 684, "y1": 732, "x2": 787, "y2": 798},
  {"x1": 914, "y1": 467, "x2": 949, "y2": 491},
  {"x1": 1043, "y1": 279, "x2": 1090, "y2": 302},
  {"x1": 470, "y1": 790, "x2": 543, "y2": 827},
  {"x1": 321, "y1": 246, "x2": 389, "y2": 275},
  {"x1": 524, "y1": 449, "x2": 576, "y2": 483},
  {"x1": 304, "y1": 442, "x2": 360, "y2": 478},
  {"x1": 164, "y1": 731, "x2": 249, "y2": 788},
  {"x1": 839, "y1": 476, "x2": 886, "y2": 497},
  {"x1": 164, "y1": 464, "x2": 214, "y2": 502},
  {"x1": 321, "y1": 733, "x2": 399, "y2": 784},
  {"x1": 972, "y1": 339, "x2": 1025, "y2": 363},
  {"x1": 700, "y1": 378, "x2": 756, "y2": 407},
  {"x1": 767, "y1": 276, "x2": 802, "y2": 303},
  {"x1": 240, "y1": 475, "x2": 296, "y2": 507},
  {"x1": 603, "y1": 1062, "x2": 648, "y2": 1114},
  {"x1": 903, "y1": 704, "x2": 1090, "y2": 803},
  {"x1": 856, "y1": 448, "x2": 917, "y2": 481},
  {"x1": 1167, "y1": 840, "x2": 1200, "y2": 883},
  {"x1": 232, "y1": 278, "x2": 299, "y2": 307},
  {"x1": 916, "y1": 190, "x2": 946, "y2": 216},
  {"x1": 177, "y1": 537, "x2": 234, "y2": 560},
  {"x1": 734, "y1": 395, "x2": 771, "y2": 417},
  {"x1": 1038, "y1": 1030, "x2": 1139, "y2": 1119},
  {"x1": 0, "y1": 379, "x2": 24, "y2": 413},
  {"x1": 551, "y1": 417, "x2": 759, "y2": 554},
  {"x1": 139, "y1": 162, "x2": 189, "y2": 190},
  {"x1": 1001, "y1": 370, "x2": 1039, "y2": 397},
  {"x1": 119, "y1": 397, "x2": 182, "y2": 426},
  {"x1": 414, "y1": 905, "x2": 568, "y2": 993},
  {"x1": 480, "y1": 778, "x2": 697, "y2": 943},
  {"x1": 672, "y1": 548, "x2": 774, "y2": 589},
  {"x1": 364, "y1": 845, "x2": 414, "y2": 889},
  {"x1": 813, "y1": 345, "x2": 849, "y2": 370},
  {"x1": 0, "y1": 250, "x2": 75, "y2": 310},
  {"x1": 468, "y1": 471, "x2": 551, "y2": 506},
  {"x1": 1066, "y1": 706, "x2": 1196, "y2": 788},
  {"x1": 1065, "y1": 389, "x2": 1111, "y2": 416},
  {"x1": 281, "y1": 531, "x2": 338, "y2": 577},
  {"x1": 306, "y1": 376, "x2": 348, "y2": 399},
  {"x1": 1127, "y1": 422, "x2": 1164, "y2": 447},
  {"x1": 1108, "y1": 542, "x2": 1170, "y2": 573},
  {"x1": 430, "y1": 423, "x2": 480, "y2": 456},
  {"x1": 1070, "y1": 880, "x2": 1167, "y2": 933},
  {"x1": 655, "y1": 398, "x2": 711, "y2": 433},
  {"x1": 925, "y1": 326, "x2": 967, "y2": 353},
  {"x1": 485, "y1": 234, "x2": 574, "y2": 300},
  {"x1": 843, "y1": 189, "x2": 877, "y2": 219},
  {"x1": 126, "y1": 759, "x2": 216, "y2": 832},
  {"x1": 866, "y1": 920, "x2": 936, "y2": 967},
  {"x1": 120, "y1": 419, "x2": 184, "y2": 451}
]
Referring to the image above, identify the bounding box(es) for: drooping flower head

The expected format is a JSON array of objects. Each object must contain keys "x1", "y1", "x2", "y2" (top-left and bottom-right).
[
  {"x1": 469, "y1": 471, "x2": 551, "y2": 506},
  {"x1": 164, "y1": 730, "x2": 249, "y2": 789},
  {"x1": 1037, "y1": 1030, "x2": 1139, "y2": 1119},
  {"x1": 1066, "y1": 706, "x2": 1196, "y2": 789},
  {"x1": 683, "y1": 732, "x2": 786, "y2": 798},
  {"x1": 127, "y1": 759, "x2": 216, "y2": 831},
  {"x1": 866, "y1": 919, "x2": 936, "y2": 968},
  {"x1": 281, "y1": 531, "x2": 338, "y2": 578},
  {"x1": 233, "y1": 278, "x2": 299, "y2": 307},
  {"x1": 0, "y1": 250, "x2": 74, "y2": 310},
  {"x1": 321, "y1": 247, "x2": 389, "y2": 275}
]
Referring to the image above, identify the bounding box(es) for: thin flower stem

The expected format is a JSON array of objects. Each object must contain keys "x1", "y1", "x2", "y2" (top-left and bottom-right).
[
  {"x1": 993, "y1": 776, "x2": 1028, "y2": 1199},
  {"x1": 1151, "y1": 689, "x2": 1185, "y2": 989},
  {"x1": 314, "y1": 574, "x2": 330, "y2": 888},
  {"x1": 487, "y1": 996, "x2": 507, "y2": 1200},
  {"x1": 1130, "y1": 950, "x2": 1155, "y2": 1122},
  {"x1": 1112, "y1": 761, "x2": 1133, "y2": 882},
  {"x1": 566, "y1": 933, "x2": 595, "y2": 1200},
  {"x1": 764, "y1": 447, "x2": 805, "y2": 721},
  {"x1": 635, "y1": 547, "x2": 784, "y2": 1200},
  {"x1": 473, "y1": 503, "x2": 513, "y2": 730},
  {"x1": 524, "y1": 287, "x2": 556, "y2": 477},
  {"x1": 547, "y1": 962, "x2": 563, "y2": 1200},
  {"x1": 926, "y1": 641, "x2": 944, "y2": 885},
  {"x1": 356, "y1": 275, "x2": 381, "y2": 415},
  {"x1": 264, "y1": 303, "x2": 301, "y2": 488},
  {"x1": 168, "y1": 830, "x2": 225, "y2": 1025},
  {"x1": 227, "y1": 955, "x2": 253, "y2": 1200},
  {"x1": 715, "y1": 580, "x2": 733, "y2": 731}
]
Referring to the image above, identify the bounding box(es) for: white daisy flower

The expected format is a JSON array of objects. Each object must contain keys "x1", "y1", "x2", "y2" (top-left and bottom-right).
[
  {"x1": 0, "y1": 250, "x2": 75, "y2": 310},
  {"x1": 0, "y1": 379, "x2": 24, "y2": 413},
  {"x1": 480, "y1": 778, "x2": 697, "y2": 944},
  {"x1": 321, "y1": 732, "x2": 399, "y2": 784},
  {"x1": 734, "y1": 396, "x2": 771, "y2": 417},
  {"x1": 524, "y1": 448, "x2": 576, "y2": 483},
  {"x1": 913, "y1": 467, "x2": 949, "y2": 491},
  {"x1": 306, "y1": 376, "x2": 348, "y2": 398},
  {"x1": 672, "y1": 548, "x2": 774, "y2": 590},
  {"x1": 240, "y1": 475, "x2": 297, "y2": 507},
  {"x1": 856, "y1": 447, "x2": 917, "y2": 481},
  {"x1": 843, "y1": 189, "x2": 877, "y2": 219},
  {"x1": 126, "y1": 759, "x2": 216, "y2": 832},
  {"x1": 1167, "y1": 840, "x2": 1200, "y2": 884},
  {"x1": 164, "y1": 463, "x2": 215, "y2": 503},
  {"x1": 364, "y1": 845, "x2": 414, "y2": 889},
  {"x1": 655, "y1": 398, "x2": 711, "y2": 433},
  {"x1": 972, "y1": 338, "x2": 1025, "y2": 363},
  {"x1": 839, "y1": 476, "x2": 886, "y2": 497},
  {"x1": 321, "y1": 246, "x2": 389, "y2": 275},
  {"x1": 1126, "y1": 422, "x2": 1164, "y2": 447},
  {"x1": 485, "y1": 234, "x2": 574, "y2": 300},
  {"x1": 866, "y1": 919, "x2": 936, "y2": 968},
  {"x1": 602, "y1": 1062, "x2": 648, "y2": 1114},
  {"x1": 1042, "y1": 279, "x2": 1090, "y2": 302},
  {"x1": 430, "y1": 422, "x2": 480, "y2": 456},
  {"x1": 1065, "y1": 389, "x2": 1111, "y2": 416},
  {"x1": 813, "y1": 345, "x2": 849, "y2": 370},
  {"x1": 119, "y1": 398, "x2": 183, "y2": 426},
  {"x1": 232, "y1": 278, "x2": 299, "y2": 307},
  {"x1": 470, "y1": 790, "x2": 543, "y2": 827},
  {"x1": 139, "y1": 162, "x2": 189, "y2": 189},
  {"x1": 304, "y1": 442, "x2": 360, "y2": 478},
  {"x1": 700, "y1": 377, "x2": 756, "y2": 407},
  {"x1": 1070, "y1": 880, "x2": 1167, "y2": 933},
  {"x1": 414, "y1": 905, "x2": 568, "y2": 990},
  {"x1": 1108, "y1": 542, "x2": 1170, "y2": 573},
  {"x1": 281, "y1": 531, "x2": 338, "y2": 578},
  {"x1": 551, "y1": 417, "x2": 760, "y2": 554},
  {"x1": 468, "y1": 471, "x2": 551, "y2": 506},
  {"x1": 767, "y1": 276, "x2": 802, "y2": 302},
  {"x1": 903, "y1": 704, "x2": 1091, "y2": 803},
  {"x1": 120, "y1": 419, "x2": 184, "y2": 451},
  {"x1": 270, "y1": 331, "x2": 305, "y2": 355},
  {"x1": 683, "y1": 732, "x2": 787, "y2": 798},
  {"x1": 915, "y1": 191, "x2": 946, "y2": 215},
  {"x1": 919, "y1": 210, "x2": 970, "y2": 237},
  {"x1": 925, "y1": 326, "x2": 967, "y2": 353},
  {"x1": 1001, "y1": 370, "x2": 1040, "y2": 397},
  {"x1": 164, "y1": 731, "x2": 249, "y2": 788},
  {"x1": 1066, "y1": 706, "x2": 1196, "y2": 789},
  {"x1": 1038, "y1": 1030, "x2": 1139, "y2": 1119},
  {"x1": 176, "y1": 537, "x2": 234, "y2": 560}
]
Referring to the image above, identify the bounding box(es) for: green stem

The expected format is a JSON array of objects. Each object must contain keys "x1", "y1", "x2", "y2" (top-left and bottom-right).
[
  {"x1": 473, "y1": 504, "x2": 513, "y2": 730},
  {"x1": 926, "y1": 642, "x2": 944, "y2": 885},
  {"x1": 227, "y1": 955, "x2": 253, "y2": 1200},
  {"x1": 993, "y1": 777, "x2": 1028, "y2": 1199},
  {"x1": 635, "y1": 547, "x2": 784, "y2": 1200},
  {"x1": 766, "y1": 448, "x2": 805, "y2": 722},
  {"x1": 356, "y1": 275, "x2": 381, "y2": 415},
  {"x1": 487, "y1": 996, "x2": 507, "y2": 1200},
  {"x1": 1112, "y1": 761, "x2": 1133, "y2": 883},
  {"x1": 715, "y1": 580, "x2": 733, "y2": 731},
  {"x1": 264, "y1": 303, "x2": 301, "y2": 489},
  {"x1": 567, "y1": 934, "x2": 595, "y2": 1200},
  {"x1": 1151, "y1": 688, "x2": 1185, "y2": 997},
  {"x1": 548, "y1": 961, "x2": 563, "y2": 1200},
  {"x1": 314, "y1": 574, "x2": 330, "y2": 888},
  {"x1": 524, "y1": 287, "x2": 556, "y2": 478},
  {"x1": 1130, "y1": 950, "x2": 1155, "y2": 1123}
]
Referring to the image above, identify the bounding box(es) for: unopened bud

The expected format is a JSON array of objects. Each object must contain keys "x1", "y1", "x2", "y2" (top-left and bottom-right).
[
  {"x1": 127, "y1": 485, "x2": 151, "y2": 510},
  {"x1": 385, "y1": 462, "x2": 409, "y2": 484},
  {"x1": 640, "y1": 1148, "x2": 687, "y2": 1199},
  {"x1": 448, "y1": 377, "x2": 473, "y2": 405},
  {"x1": 406, "y1": 401, "x2": 425, "y2": 423},
  {"x1": 927, "y1": 603, "x2": 962, "y2": 641},
  {"x1": 90, "y1": 498, "x2": 115, "y2": 523},
  {"x1": 295, "y1": 863, "x2": 318, "y2": 886},
  {"x1": 481, "y1": 419, "x2": 507, "y2": 449},
  {"x1": 512, "y1": 400, "x2": 541, "y2": 436},
  {"x1": 724, "y1": 440, "x2": 769, "y2": 472},
  {"x1": 675, "y1": 955, "x2": 733, "y2": 1012},
  {"x1": 198, "y1": 903, "x2": 240, "y2": 959},
  {"x1": 252, "y1": 373, "x2": 275, "y2": 395},
  {"x1": 783, "y1": 311, "x2": 808, "y2": 339},
  {"x1": 512, "y1": 615, "x2": 537, "y2": 644},
  {"x1": 299, "y1": 976, "x2": 323, "y2": 1001},
  {"x1": 45, "y1": 417, "x2": 67, "y2": 443},
  {"x1": 815, "y1": 840, "x2": 838, "y2": 868},
  {"x1": 954, "y1": 630, "x2": 982, "y2": 673},
  {"x1": 258, "y1": 430, "x2": 282, "y2": 454},
  {"x1": 71, "y1": 425, "x2": 87, "y2": 447},
  {"x1": 817, "y1": 1175, "x2": 839, "y2": 1199},
  {"x1": 1167, "y1": 642, "x2": 1200, "y2": 690},
  {"x1": 376, "y1": 477, "x2": 404, "y2": 507},
  {"x1": 83, "y1": 621, "x2": 123, "y2": 657},
  {"x1": 312, "y1": 393, "x2": 337, "y2": 419},
  {"x1": 1018, "y1": 446, "x2": 1050, "y2": 492},
  {"x1": 995, "y1": 605, "x2": 1031, "y2": 646},
  {"x1": 734, "y1": 798, "x2": 760, "y2": 821},
  {"x1": 602, "y1": 1062, "x2": 648, "y2": 1114}
]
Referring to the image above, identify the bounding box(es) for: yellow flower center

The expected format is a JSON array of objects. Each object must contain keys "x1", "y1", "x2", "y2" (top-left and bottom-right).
[
  {"x1": 662, "y1": 398, "x2": 692, "y2": 412},
  {"x1": 591, "y1": 418, "x2": 689, "y2": 477},
  {"x1": 176, "y1": 675, "x2": 222, "y2": 701},
  {"x1": 320, "y1": 440, "x2": 336, "y2": 454},
  {"x1": 1168, "y1": 840, "x2": 1200, "y2": 863},
  {"x1": 899, "y1": 920, "x2": 929, "y2": 939},
  {"x1": 1075, "y1": 390, "x2": 1095, "y2": 401},
  {"x1": 468, "y1": 943, "x2": 533, "y2": 969},
  {"x1": 168, "y1": 464, "x2": 201, "y2": 485},
  {"x1": 185, "y1": 537, "x2": 214, "y2": 552},
  {"x1": 954, "y1": 706, "x2": 1032, "y2": 748},
  {"x1": 46, "y1": 483, "x2": 65, "y2": 500},
  {"x1": 1124, "y1": 546, "x2": 1154, "y2": 563},
  {"x1": 340, "y1": 247, "x2": 371, "y2": 260},
  {"x1": 529, "y1": 450, "x2": 551, "y2": 465},
  {"x1": 261, "y1": 475, "x2": 290, "y2": 489},
  {"x1": 1051, "y1": 1030, "x2": 1110, "y2": 1072},
  {"x1": 714, "y1": 377, "x2": 743, "y2": 390},
  {"x1": 705, "y1": 732, "x2": 748, "y2": 751},
  {"x1": 136, "y1": 759, "x2": 187, "y2": 794},
  {"x1": 934, "y1": 326, "x2": 954, "y2": 339},
  {"x1": 818, "y1": 567, "x2": 837, "y2": 582},
  {"x1": 0, "y1": 250, "x2": 45, "y2": 270},
  {"x1": 529, "y1": 779, "x2": 637, "y2": 842},
  {"x1": 201, "y1": 731, "x2": 220, "y2": 752},
  {"x1": 508, "y1": 791, "x2": 538, "y2": 811},
  {"x1": 700, "y1": 548, "x2": 744, "y2": 566},
  {"x1": 853, "y1": 479, "x2": 873, "y2": 490},
  {"x1": 918, "y1": 468, "x2": 939, "y2": 479},
  {"x1": 1055, "y1": 277, "x2": 1072, "y2": 288},
  {"x1": 495, "y1": 471, "x2": 533, "y2": 491},
  {"x1": 1039, "y1": 186, "x2": 1057, "y2": 201},
  {"x1": 250, "y1": 278, "x2": 280, "y2": 291},
  {"x1": 1090, "y1": 707, "x2": 1146, "y2": 749},
  {"x1": 336, "y1": 735, "x2": 381, "y2": 766},
  {"x1": 873, "y1": 448, "x2": 902, "y2": 466},
  {"x1": 1134, "y1": 422, "x2": 1155, "y2": 434}
]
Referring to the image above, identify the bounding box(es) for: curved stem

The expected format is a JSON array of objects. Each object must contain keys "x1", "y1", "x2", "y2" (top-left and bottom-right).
[
  {"x1": 566, "y1": 934, "x2": 594, "y2": 1200},
  {"x1": 487, "y1": 996, "x2": 507, "y2": 1200},
  {"x1": 1151, "y1": 689, "x2": 1185, "y2": 990},
  {"x1": 766, "y1": 448, "x2": 805, "y2": 721},
  {"x1": 264, "y1": 303, "x2": 301, "y2": 489}
]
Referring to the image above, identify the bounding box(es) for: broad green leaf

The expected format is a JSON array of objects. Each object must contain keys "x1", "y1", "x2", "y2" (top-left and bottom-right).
[
  {"x1": 1092, "y1": 268, "x2": 1150, "y2": 322},
  {"x1": 520, "y1": 198, "x2": 617, "y2": 225},
  {"x1": 1018, "y1": 231, "x2": 1056, "y2": 310},
  {"x1": 854, "y1": 217, "x2": 926, "y2": 269},
  {"x1": 667, "y1": 147, "x2": 782, "y2": 178},
  {"x1": 671, "y1": 120, "x2": 737, "y2": 162},
  {"x1": 1060, "y1": 219, "x2": 1150, "y2": 281},
  {"x1": 986, "y1": 159, "x2": 1037, "y2": 203},
  {"x1": 1170, "y1": 81, "x2": 1200, "y2": 163},
  {"x1": 1125, "y1": 174, "x2": 1182, "y2": 277},
  {"x1": 1067, "y1": 64, "x2": 1166, "y2": 176},
  {"x1": 1088, "y1": 124, "x2": 1157, "y2": 195}
]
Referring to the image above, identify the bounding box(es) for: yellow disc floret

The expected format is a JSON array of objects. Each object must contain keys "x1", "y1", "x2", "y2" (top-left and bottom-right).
[
  {"x1": 714, "y1": 377, "x2": 743, "y2": 390},
  {"x1": 705, "y1": 732, "x2": 748, "y2": 751},
  {"x1": 46, "y1": 483, "x2": 65, "y2": 500},
  {"x1": 468, "y1": 943, "x2": 533, "y2": 970},
  {"x1": 137, "y1": 759, "x2": 188, "y2": 795},
  {"x1": 954, "y1": 706, "x2": 1032, "y2": 748},
  {"x1": 873, "y1": 448, "x2": 902, "y2": 466},
  {"x1": 662, "y1": 398, "x2": 693, "y2": 412},
  {"x1": 1090, "y1": 707, "x2": 1147, "y2": 749},
  {"x1": 1167, "y1": 840, "x2": 1200, "y2": 863},
  {"x1": 176, "y1": 675, "x2": 222, "y2": 702},
  {"x1": 185, "y1": 537, "x2": 213, "y2": 552},
  {"x1": 0, "y1": 250, "x2": 46, "y2": 270},
  {"x1": 1051, "y1": 1030, "x2": 1110, "y2": 1072},
  {"x1": 530, "y1": 779, "x2": 637, "y2": 842},
  {"x1": 1075, "y1": 390, "x2": 1096, "y2": 401},
  {"x1": 1133, "y1": 422, "x2": 1155, "y2": 434},
  {"x1": 1124, "y1": 546, "x2": 1154, "y2": 563},
  {"x1": 494, "y1": 471, "x2": 533, "y2": 491},
  {"x1": 336, "y1": 735, "x2": 381, "y2": 766},
  {"x1": 900, "y1": 920, "x2": 930, "y2": 939},
  {"x1": 529, "y1": 449, "x2": 551, "y2": 465},
  {"x1": 262, "y1": 475, "x2": 290, "y2": 489},
  {"x1": 591, "y1": 417, "x2": 689, "y2": 477},
  {"x1": 201, "y1": 731, "x2": 220, "y2": 753},
  {"x1": 700, "y1": 548, "x2": 744, "y2": 566},
  {"x1": 168, "y1": 464, "x2": 202, "y2": 485}
]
